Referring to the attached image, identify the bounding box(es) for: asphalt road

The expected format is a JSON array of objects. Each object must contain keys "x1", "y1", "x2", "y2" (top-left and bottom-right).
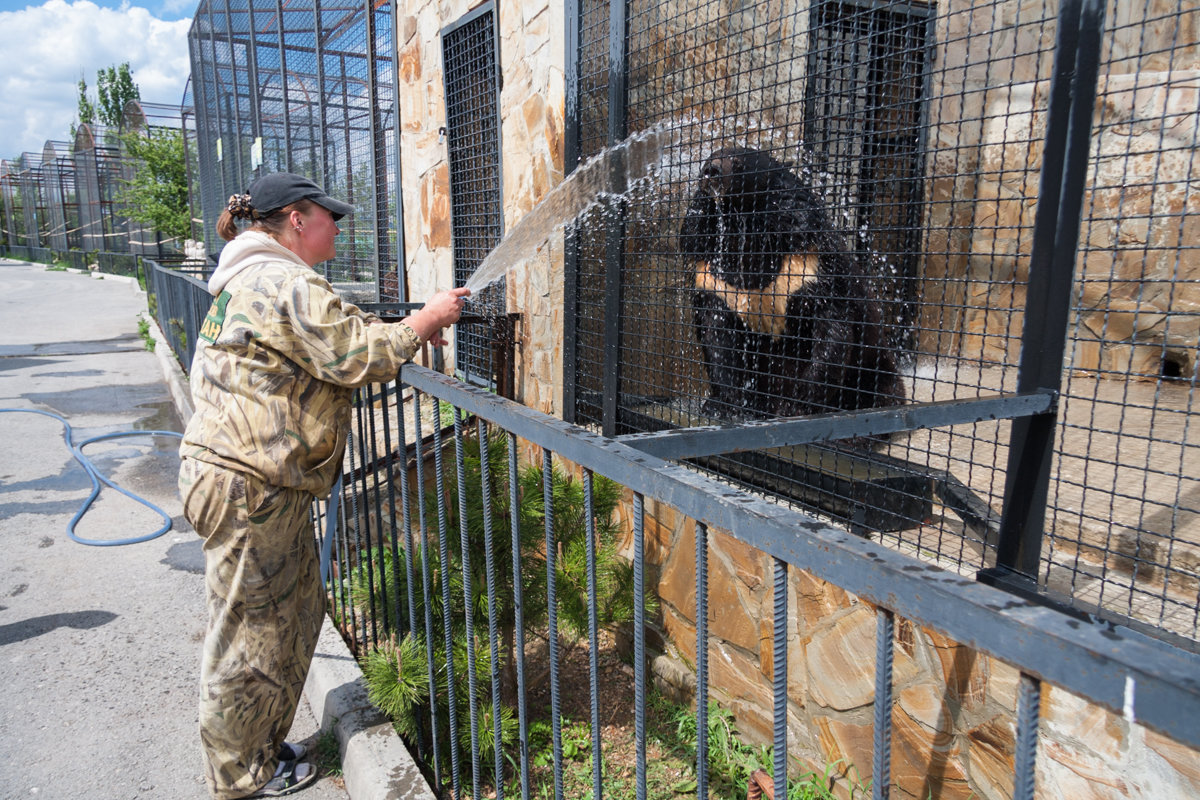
[{"x1": 0, "y1": 261, "x2": 348, "y2": 800}]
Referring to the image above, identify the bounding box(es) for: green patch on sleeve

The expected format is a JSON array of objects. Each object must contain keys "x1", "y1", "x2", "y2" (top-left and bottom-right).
[{"x1": 198, "y1": 291, "x2": 231, "y2": 344}]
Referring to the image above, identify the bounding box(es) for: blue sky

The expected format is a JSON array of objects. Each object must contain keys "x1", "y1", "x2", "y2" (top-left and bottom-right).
[{"x1": 0, "y1": 0, "x2": 195, "y2": 159}]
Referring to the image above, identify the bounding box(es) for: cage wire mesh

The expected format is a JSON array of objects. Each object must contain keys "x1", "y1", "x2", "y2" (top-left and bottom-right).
[
  {"x1": 1, "y1": 160, "x2": 26, "y2": 245},
  {"x1": 569, "y1": 0, "x2": 1200, "y2": 643},
  {"x1": 17, "y1": 153, "x2": 44, "y2": 248},
  {"x1": 1048, "y1": 0, "x2": 1200, "y2": 638},
  {"x1": 187, "y1": 0, "x2": 401, "y2": 302},
  {"x1": 442, "y1": 4, "x2": 506, "y2": 389}
]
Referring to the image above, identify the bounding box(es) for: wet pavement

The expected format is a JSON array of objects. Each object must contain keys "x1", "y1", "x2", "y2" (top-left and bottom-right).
[{"x1": 0, "y1": 261, "x2": 350, "y2": 800}]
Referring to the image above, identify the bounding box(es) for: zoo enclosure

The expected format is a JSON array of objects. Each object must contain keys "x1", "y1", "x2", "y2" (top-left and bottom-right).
[
  {"x1": 186, "y1": 0, "x2": 402, "y2": 303},
  {"x1": 562, "y1": 0, "x2": 1200, "y2": 647},
  {"x1": 150, "y1": 0, "x2": 1200, "y2": 791},
  {"x1": 142, "y1": 244, "x2": 1200, "y2": 796},
  {"x1": 313, "y1": 360, "x2": 1200, "y2": 800},
  {"x1": 0, "y1": 101, "x2": 192, "y2": 268}
]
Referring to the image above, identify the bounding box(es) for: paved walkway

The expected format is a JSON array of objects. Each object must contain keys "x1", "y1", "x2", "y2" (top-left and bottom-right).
[{"x1": 0, "y1": 261, "x2": 365, "y2": 799}]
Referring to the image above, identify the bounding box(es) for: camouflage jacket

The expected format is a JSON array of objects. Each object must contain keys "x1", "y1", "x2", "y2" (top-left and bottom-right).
[{"x1": 181, "y1": 231, "x2": 421, "y2": 497}]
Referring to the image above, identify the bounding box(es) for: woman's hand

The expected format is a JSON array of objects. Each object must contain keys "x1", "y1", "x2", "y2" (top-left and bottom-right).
[{"x1": 402, "y1": 287, "x2": 471, "y2": 343}]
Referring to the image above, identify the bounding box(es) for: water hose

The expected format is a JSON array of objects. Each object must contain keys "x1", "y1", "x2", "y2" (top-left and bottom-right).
[
  {"x1": 0, "y1": 407, "x2": 183, "y2": 546},
  {"x1": 4, "y1": 406, "x2": 345, "y2": 590}
]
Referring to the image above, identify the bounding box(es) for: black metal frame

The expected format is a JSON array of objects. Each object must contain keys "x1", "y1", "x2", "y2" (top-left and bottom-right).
[
  {"x1": 329, "y1": 360, "x2": 1200, "y2": 799},
  {"x1": 441, "y1": 2, "x2": 506, "y2": 390}
]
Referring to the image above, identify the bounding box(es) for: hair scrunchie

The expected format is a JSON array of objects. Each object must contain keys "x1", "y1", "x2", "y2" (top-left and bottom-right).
[{"x1": 227, "y1": 193, "x2": 255, "y2": 220}]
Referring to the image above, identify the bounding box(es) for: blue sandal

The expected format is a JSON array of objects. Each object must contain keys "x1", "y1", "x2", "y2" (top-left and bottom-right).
[{"x1": 245, "y1": 759, "x2": 317, "y2": 797}]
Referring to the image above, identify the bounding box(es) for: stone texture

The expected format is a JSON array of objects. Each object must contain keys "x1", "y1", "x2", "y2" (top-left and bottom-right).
[
  {"x1": 804, "y1": 607, "x2": 879, "y2": 712},
  {"x1": 964, "y1": 716, "x2": 1016, "y2": 800}
]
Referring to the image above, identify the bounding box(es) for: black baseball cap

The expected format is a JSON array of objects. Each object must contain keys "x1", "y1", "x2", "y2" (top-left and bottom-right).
[{"x1": 246, "y1": 172, "x2": 355, "y2": 221}]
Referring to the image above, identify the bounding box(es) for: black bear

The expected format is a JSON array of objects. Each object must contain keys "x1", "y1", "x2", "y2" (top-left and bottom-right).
[{"x1": 679, "y1": 146, "x2": 905, "y2": 424}]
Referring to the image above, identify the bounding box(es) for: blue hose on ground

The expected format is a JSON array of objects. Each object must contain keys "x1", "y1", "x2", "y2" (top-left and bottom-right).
[{"x1": 0, "y1": 407, "x2": 183, "y2": 546}]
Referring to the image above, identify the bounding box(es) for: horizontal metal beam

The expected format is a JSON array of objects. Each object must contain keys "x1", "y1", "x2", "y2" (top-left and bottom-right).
[
  {"x1": 399, "y1": 363, "x2": 1200, "y2": 751},
  {"x1": 614, "y1": 392, "x2": 1055, "y2": 459}
]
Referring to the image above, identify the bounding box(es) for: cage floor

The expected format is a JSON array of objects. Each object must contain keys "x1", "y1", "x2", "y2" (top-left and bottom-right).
[{"x1": 898, "y1": 361, "x2": 1200, "y2": 640}]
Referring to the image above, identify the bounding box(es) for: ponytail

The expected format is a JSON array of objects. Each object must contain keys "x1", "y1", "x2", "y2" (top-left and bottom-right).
[{"x1": 217, "y1": 193, "x2": 315, "y2": 242}]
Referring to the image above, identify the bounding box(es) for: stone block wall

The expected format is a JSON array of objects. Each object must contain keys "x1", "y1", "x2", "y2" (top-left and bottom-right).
[
  {"x1": 953, "y1": 70, "x2": 1200, "y2": 377},
  {"x1": 627, "y1": 496, "x2": 1200, "y2": 799},
  {"x1": 395, "y1": 0, "x2": 564, "y2": 416}
]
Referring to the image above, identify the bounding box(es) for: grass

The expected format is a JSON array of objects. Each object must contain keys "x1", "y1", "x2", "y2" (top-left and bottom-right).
[
  {"x1": 313, "y1": 725, "x2": 343, "y2": 778},
  {"x1": 137, "y1": 316, "x2": 157, "y2": 352},
  {"x1": 499, "y1": 689, "x2": 870, "y2": 800}
]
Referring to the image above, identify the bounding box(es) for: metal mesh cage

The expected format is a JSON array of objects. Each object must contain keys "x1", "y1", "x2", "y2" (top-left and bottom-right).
[
  {"x1": 443, "y1": 3, "x2": 505, "y2": 389},
  {"x1": 187, "y1": 0, "x2": 401, "y2": 302},
  {"x1": 568, "y1": 0, "x2": 1200, "y2": 644}
]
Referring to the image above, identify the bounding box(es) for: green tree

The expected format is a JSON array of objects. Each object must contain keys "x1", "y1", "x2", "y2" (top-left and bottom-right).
[
  {"x1": 97, "y1": 63, "x2": 140, "y2": 128},
  {"x1": 76, "y1": 76, "x2": 96, "y2": 126},
  {"x1": 117, "y1": 128, "x2": 191, "y2": 241},
  {"x1": 74, "y1": 63, "x2": 140, "y2": 132}
]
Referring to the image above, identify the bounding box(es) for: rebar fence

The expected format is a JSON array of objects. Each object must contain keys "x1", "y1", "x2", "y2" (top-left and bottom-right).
[
  {"x1": 562, "y1": 0, "x2": 1200, "y2": 647},
  {"x1": 144, "y1": 257, "x2": 216, "y2": 371},
  {"x1": 164, "y1": 0, "x2": 1200, "y2": 792},
  {"x1": 322, "y1": 361, "x2": 1200, "y2": 800},
  {"x1": 186, "y1": 0, "x2": 402, "y2": 303}
]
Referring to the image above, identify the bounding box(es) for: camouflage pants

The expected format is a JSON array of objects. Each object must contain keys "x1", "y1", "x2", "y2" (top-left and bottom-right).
[{"x1": 179, "y1": 457, "x2": 324, "y2": 800}]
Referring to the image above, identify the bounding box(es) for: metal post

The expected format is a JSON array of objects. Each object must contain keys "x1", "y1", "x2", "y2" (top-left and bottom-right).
[
  {"x1": 772, "y1": 558, "x2": 787, "y2": 796},
  {"x1": 873, "y1": 608, "x2": 894, "y2": 800},
  {"x1": 245, "y1": 0, "x2": 264, "y2": 162},
  {"x1": 313, "y1": 0, "x2": 329, "y2": 185},
  {"x1": 390, "y1": 0, "x2": 408, "y2": 302},
  {"x1": 1014, "y1": 674, "x2": 1041, "y2": 800},
  {"x1": 562, "y1": 0, "x2": 581, "y2": 424},
  {"x1": 275, "y1": 0, "x2": 292, "y2": 171},
  {"x1": 982, "y1": 0, "x2": 1107, "y2": 592},
  {"x1": 545, "y1": 450, "x2": 564, "y2": 800},
  {"x1": 601, "y1": 0, "x2": 629, "y2": 437},
  {"x1": 221, "y1": 0, "x2": 248, "y2": 183},
  {"x1": 365, "y1": 0, "x2": 384, "y2": 300}
]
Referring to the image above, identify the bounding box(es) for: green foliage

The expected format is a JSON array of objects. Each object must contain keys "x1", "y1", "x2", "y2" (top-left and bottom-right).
[
  {"x1": 362, "y1": 634, "x2": 431, "y2": 741},
  {"x1": 363, "y1": 632, "x2": 517, "y2": 783},
  {"x1": 76, "y1": 76, "x2": 96, "y2": 128},
  {"x1": 313, "y1": 726, "x2": 343, "y2": 778},
  {"x1": 356, "y1": 418, "x2": 648, "y2": 791},
  {"x1": 527, "y1": 718, "x2": 592, "y2": 767},
  {"x1": 117, "y1": 128, "x2": 191, "y2": 241},
  {"x1": 137, "y1": 316, "x2": 156, "y2": 352},
  {"x1": 169, "y1": 317, "x2": 187, "y2": 351},
  {"x1": 75, "y1": 64, "x2": 139, "y2": 131},
  {"x1": 96, "y1": 63, "x2": 140, "y2": 128},
  {"x1": 655, "y1": 696, "x2": 869, "y2": 800}
]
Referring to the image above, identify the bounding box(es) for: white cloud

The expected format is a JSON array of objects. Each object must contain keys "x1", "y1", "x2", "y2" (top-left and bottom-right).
[{"x1": 0, "y1": 0, "x2": 190, "y2": 158}]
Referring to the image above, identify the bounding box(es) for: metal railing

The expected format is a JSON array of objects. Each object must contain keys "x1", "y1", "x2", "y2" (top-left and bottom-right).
[
  {"x1": 139, "y1": 243, "x2": 1200, "y2": 798},
  {"x1": 325, "y1": 361, "x2": 1200, "y2": 800},
  {"x1": 144, "y1": 257, "x2": 215, "y2": 370}
]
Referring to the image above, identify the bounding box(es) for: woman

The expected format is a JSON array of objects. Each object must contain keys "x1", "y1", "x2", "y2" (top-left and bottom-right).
[{"x1": 179, "y1": 172, "x2": 469, "y2": 798}]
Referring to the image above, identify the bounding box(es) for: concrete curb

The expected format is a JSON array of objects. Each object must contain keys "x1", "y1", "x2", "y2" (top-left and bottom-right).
[
  {"x1": 307, "y1": 624, "x2": 437, "y2": 800},
  {"x1": 126, "y1": 265, "x2": 435, "y2": 800}
]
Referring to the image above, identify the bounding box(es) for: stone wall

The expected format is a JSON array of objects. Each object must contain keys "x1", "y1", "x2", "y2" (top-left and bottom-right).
[
  {"x1": 628, "y1": 497, "x2": 1200, "y2": 799},
  {"x1": 955, "y1": 70, "x2": 1200, "y2": 377},
  {"x1": 395, "y1": 0, "x2": 564, "y2": 416},
  {"x1": 922, "y1": 0, "x2": 1200, "y2": 374}
]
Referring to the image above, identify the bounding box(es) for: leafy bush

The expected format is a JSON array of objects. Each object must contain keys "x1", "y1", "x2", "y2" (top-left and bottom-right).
[{"x1": 356, "y1": 417, "x2": 648, "y2": 789}]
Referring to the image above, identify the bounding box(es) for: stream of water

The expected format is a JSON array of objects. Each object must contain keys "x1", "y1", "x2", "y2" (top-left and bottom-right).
[{"x1": 462, "y1": 121, "x2": 676, "y2": 295}]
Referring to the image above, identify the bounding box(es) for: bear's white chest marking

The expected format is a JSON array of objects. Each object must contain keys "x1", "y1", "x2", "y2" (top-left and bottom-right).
[{"x1": 694, "y1": 254, "x2": 820, "y2": 338}]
